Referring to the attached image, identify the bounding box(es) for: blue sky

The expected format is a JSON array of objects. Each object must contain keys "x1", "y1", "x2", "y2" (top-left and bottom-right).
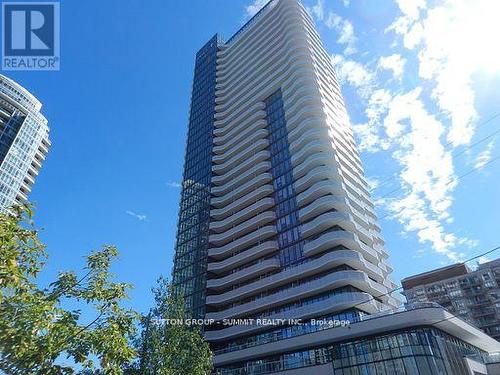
[{"x1": 6, "y1": 0, "x2": 500, "y2": 314}]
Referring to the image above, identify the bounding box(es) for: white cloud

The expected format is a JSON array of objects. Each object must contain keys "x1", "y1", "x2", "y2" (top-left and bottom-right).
[
  {"x1": 353, "y1": 89, "x2": 392, "y2": 152},
  {"x1": 378, "y1": 54, "x2": 406, "y2": 79},
  {"x1": 331, "y1": 54, "x2": 373, "y2": 98},
  {"x1": 342, "y1": 0, "x2": 350, "y2": 7},
  {"x1": 387, "y1": 0, "x2": 500, "y2": 148},
  {"x1": 365, "y1": 176, "x2": 380, "y2": 191},
  {"x1": 166, "y1": 181, "x2": 182, "y2": 188},
  {"x1": 474, "y1": 141, "x2": 495, "y2": 170},
  {"x1": 325, "y1": 13, "x2": 357, "y2": 55},
  {"x1": 377, "y1": 88, "x2": 469, "y2": 261},
  {"x1": 344, "y1": 0, "x2": 500, "y2": 261},
  {"x1": 395, "y1": 0, "x2": 426, "y2": 21},
  {"x1": 307, "y1": 0, "x2": 324, "y2": 21},
  {"x1": 245, "y1": 0, "x2": 268, "y2": 18},
  {"x1": 126, "y1": 210, "x2": 147, "y2": 222}
]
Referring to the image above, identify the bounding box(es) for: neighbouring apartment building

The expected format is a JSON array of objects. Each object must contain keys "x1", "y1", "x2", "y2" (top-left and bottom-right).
[
  {"x1": 171, "y1": 0, "x2": 500, "y2": 374},
  {"x1": 403, "y1": 259, "x2": 500, "y2": 341},
  {"x1": 0, "y1": 74, "x2": 50, "y2": 210}
]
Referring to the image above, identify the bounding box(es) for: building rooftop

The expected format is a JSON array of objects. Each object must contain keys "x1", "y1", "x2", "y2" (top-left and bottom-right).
[{"x1": 401, "y1": 263, "x2": 470, "y2": 290}]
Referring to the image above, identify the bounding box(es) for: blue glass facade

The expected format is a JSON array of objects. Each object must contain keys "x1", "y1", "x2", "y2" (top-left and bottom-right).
[
  {"x1": 0, "y1": 110, "x2": 24, "y2": 162},
  {"x1": 264, "y1": 90, "x2": 304, "y2": 267},
  {"x1": 172, "y1": 34, "x2": 220, "y2": 318},
  {"x1": 216, "y1": 328, "x2": 485, "y2": 375}
]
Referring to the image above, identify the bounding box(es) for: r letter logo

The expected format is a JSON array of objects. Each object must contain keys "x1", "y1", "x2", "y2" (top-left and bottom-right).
[{"x1": 2, "y1": 2, "x2": 60, "y2": 70}]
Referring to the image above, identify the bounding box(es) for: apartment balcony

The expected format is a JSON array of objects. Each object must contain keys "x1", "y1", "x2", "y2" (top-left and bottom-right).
[
  {"x1": 288, "y1": 127, "x2": 330, "y2": 155},
  {"x1": 298, "y1": 194, "x2": 348, "y2": 222},
  {"x1": 208, "y1": 225, "x2": 277, "y2": 259},
  {"x1": 208, "y1": 240, "x2": 278, "y2": 273},
  {"x1": 209, "y1": 211, "x2": 276, "y2": 247},
  {"x1": 296, "y1": 179, "x2": 344, "y2": 207},
  {"x1": 211, "y1": 161, "x2": 271, "y2": 196},
  {"x1": 292, "y1": 152, "x2": 337, "y2": 180},
  {"x1": 211, "y1": 173, "x2": 272, "y2": 208},
  {"x1": 213, "y1": 128, "x2": 268, "y2": 157},
  {"x1": 205, "y1": 291, "x2": 382, "y2": 342},
  {"x1": 214, "y1": 116, "x2": 267, "y2": 144},
  {"x1": 304, "y1": 230, "x2": 379, "y2": 264},
  {"x1": 211, "y1": 184, "x2": 274, "y2": 220},
  {"x1": 212, "y1": 139, "x2": 269, "y2": 174},
  {"x1": 205, "y1": 270, "x2": 386, "y2": 321},
  {"x1": 210, "y1": 197, "x2": 275, "y2": 233},
  {"x1": 291, "y1": 140, "x2": 333, "y2": 168},
  {"x1": 206, "y1": 250, "x2": 384, "y2": 306},
  {"x1": 207, "y1": 257, "x2": 281, "y2": 291},
  {"x1": 211, "y1": 150, "x2": 270, "y2": 185},
  {"x1": 301, "y1": 211, "x2": 353, "y2": 239}
]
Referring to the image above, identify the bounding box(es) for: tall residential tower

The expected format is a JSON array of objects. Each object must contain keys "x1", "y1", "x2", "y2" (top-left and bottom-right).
[
  {"x1": 172, "y1": 1, "x2": 500, "y2": 374},
  {"x1": 0, "y1": 75, "x2": 50, "y2": 210}
]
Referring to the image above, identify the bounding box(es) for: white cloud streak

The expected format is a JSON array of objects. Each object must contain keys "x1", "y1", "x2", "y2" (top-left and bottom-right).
[
  {"x1": 474, "y1": 141, "x2": 495, "y2": 170},
  {"x1": 126, "y1": 210, "x2": 147, "y2": 222},
  {"x1": 166, "y1": 181, "x2": 182, "y2": 188}
]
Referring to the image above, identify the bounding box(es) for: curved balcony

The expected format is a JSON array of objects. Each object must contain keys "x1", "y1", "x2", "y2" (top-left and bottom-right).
[
  {"x1": 205, "y1": 292, "x2": 382, "y2": 342},
  {"x1": 291, "y1": 140, "x2": 333, "y2": 167},
  {"x1": 211, "y1": 174, "x2": 272, "y2": 209},
  {"x1": 207, "y1": 257, "x2": 281, "y2": 291},
  {"x1": 283, "y1": 102, "x2": 325, "y2": 136},
  {"x1": 301, "y1": 211, "x2": 369, "y2": 243},
  {"x1": 212, "y1": 150, "x2": 270, "y2": 186},
  {"x1": 209, "y1": 197, "x2": 275, "y2": 233},
  {"x1": 212, "y1": 139, "x2": 269, "y2": 174},
  {"x1": 302, "y1": 211, "x2": 353, "y2": 239},
  {"x1": 298, "y1": 194, "x2": 348, "y2": 222},
  {"x1": 293, "y1": 170, "x2": 347, "y2": 198},
  {"x1": 287, "y1": 115, "x2": 324, "y2": 145},
  {"x1": 304, "y1": 230, "x2": 378, "y2": 264},
  {"x1": 214, "y1": 101, "x2": 265, "y2": 123},
  {"x1": 215, "y1": 2, "x2": 303, "y2": 78},
  {"x1": 283, "y1": 90, "x2": 323, "y2": 123},
  {"x1": 216, "y1": 42, "x2": 312, "y2": 106},
  {"x1": 208, "y1": 225, "x2": 277, "y2": 260},
  {"x1": 212, "y1": 161, "x2": 271, "y2": 195},
  {"x1": 215, "y1": 20, "x2": 315, "y2": 91},
  {"x1": 206, "y1": 250, "x2": 384, "y2": 306},
  {"x1": 214, "y1": 119, "x2": 267, "y2": 152},
  {"x1": 208, "y1": 241, "x2": 278, "y2": 273},
  {"x1": 215, "y1": 5, "x2": 308, "y2": 78},
  {"x1": 211, "y1": 184, "x2": 274, "y2": 220},
  {"x1": 292, "y1": 152, "x2": 336, "y2": 180},
  {"x1": 214, "y1": 116, "x2": 267, "y2": 144},
  {"x1": 288, "y1": 126, "x2": 330, "y2": 155},
  {"x1": 209, "y1": 211, "x2": 276, "y2": 247},
  {"x1": 205, "y1": 270, "x2": 386, "y2": 321},
  {"x1": 213, "y1": 128, "x2": 268, "y2": 158},
  {"x1": 215, "y1": 62, "x2": 318, "y2": 133}
]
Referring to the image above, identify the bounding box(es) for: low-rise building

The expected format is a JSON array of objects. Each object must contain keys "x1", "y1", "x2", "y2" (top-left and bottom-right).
[{"x1": 402, "y1": 259, "x2": 500, "y2": 341}]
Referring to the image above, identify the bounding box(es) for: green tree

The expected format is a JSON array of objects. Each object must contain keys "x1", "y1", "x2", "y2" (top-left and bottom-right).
[
  {"x1": 0, "y1": 205, "x2": 138, "y2": 374},
  {"x1": 136, "y1": 277, "x2": 213, "y2": 375}
]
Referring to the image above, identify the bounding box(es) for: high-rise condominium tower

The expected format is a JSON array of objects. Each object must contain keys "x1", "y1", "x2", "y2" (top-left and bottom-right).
[
  {"x1": 172, "y1": 1, "x2": 499, "y2": 374},
  {"x1": 0, "y1": 75, "x2": 50, "y2": 209}
]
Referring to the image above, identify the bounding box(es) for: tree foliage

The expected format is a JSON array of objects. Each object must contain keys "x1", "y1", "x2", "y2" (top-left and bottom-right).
[
  {"x1": 135, "y1": 277, "x2": 213, "y2": 375},
  {"x1": 0, "y1": 205, "x2": 138, "y2": 374}
]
